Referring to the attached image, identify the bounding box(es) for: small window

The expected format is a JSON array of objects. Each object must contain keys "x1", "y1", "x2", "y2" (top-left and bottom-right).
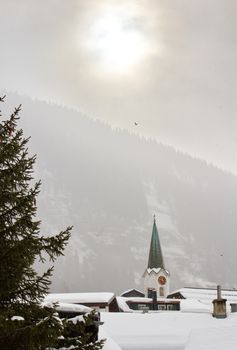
[
  {"x1": 159, "y1": 287, "x2": 164, "y2": 297},
  {"x1": 158, "y1": 304, "x2": 166, "y2": 310}
]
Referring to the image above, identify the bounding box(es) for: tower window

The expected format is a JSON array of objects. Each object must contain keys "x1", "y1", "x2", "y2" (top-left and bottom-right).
[{"x1": 159, "y1": 287, "x2": 164, "y2": 297}]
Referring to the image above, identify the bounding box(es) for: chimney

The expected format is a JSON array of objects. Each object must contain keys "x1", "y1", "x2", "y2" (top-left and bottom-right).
[
  {"x1": 212, "y1": 285, "x2": 227, "y2": 318},
  {"x1": 152, "y1": 290, "x2": 158, "y2": 310},
  {"x1": 217, "y1": 285, "x2": 221, "y2": 299}
]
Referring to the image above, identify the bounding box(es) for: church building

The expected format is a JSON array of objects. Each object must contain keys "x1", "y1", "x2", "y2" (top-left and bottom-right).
[
  {"x1": 143, "y1": 216, "x2": 170, "y2": 298},
  {"x1": 119, "y1": 216, "x2": 179, "y2": 311}
]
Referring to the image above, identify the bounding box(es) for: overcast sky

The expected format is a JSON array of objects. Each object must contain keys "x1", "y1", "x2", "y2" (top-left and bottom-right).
[{"x1": 0, "y1": 0, "x2": 237, "y2": 173}]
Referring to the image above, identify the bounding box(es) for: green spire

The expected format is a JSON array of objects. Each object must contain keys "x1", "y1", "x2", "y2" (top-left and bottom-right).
[{"x1": 147, "y1": 215, "x2": 165, "y2": 269}]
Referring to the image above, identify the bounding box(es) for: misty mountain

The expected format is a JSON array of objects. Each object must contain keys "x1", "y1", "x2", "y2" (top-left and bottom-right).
[{"x1": 2, "y1": 93, "x2": 237, "y2": 294}]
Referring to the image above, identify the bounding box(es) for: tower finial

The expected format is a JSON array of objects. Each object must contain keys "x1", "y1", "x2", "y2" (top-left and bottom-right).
[{"x1": 154, "y1": 214, "x2": 156, "y2": 222}]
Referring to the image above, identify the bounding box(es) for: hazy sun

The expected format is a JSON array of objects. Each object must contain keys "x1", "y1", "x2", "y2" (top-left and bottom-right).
[{"x1": 88, "y1": 13, "x2": 147, "y2": 73}]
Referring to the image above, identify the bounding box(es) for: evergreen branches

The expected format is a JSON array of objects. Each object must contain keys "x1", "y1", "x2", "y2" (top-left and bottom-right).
[
  {"x1": 0, "y1": 97, "x2": 104, "y2": 349},
  {"x1": 0, "y1": 96, "x2": 104, "y2": 349}
]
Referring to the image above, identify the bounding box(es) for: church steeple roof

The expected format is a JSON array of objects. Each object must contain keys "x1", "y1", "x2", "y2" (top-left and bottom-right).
[{"x1": 147, "y1": 215, "x2": 165, "y2": 269}]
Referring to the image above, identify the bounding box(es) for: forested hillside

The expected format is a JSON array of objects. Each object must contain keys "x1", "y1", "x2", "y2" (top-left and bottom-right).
[{"x1": 2, "y1": 93, "x2": 237, "y2": 293}]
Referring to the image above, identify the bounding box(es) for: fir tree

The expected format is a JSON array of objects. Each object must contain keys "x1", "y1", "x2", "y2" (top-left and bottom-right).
[{"x1": 0, "y1": 96, "x2": 104, "y2": 349}]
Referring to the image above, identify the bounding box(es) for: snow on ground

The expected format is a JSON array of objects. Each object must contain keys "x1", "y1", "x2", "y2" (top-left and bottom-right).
[
  {"x1": 100, "y1": 329, "x2": 122, "y2": 350},
  {"x1": 100, "y1": 311, "x2": 237, "y2": 350},
  {"x1": 185, "y1": 325, "x2": 237, "y2": 350}
]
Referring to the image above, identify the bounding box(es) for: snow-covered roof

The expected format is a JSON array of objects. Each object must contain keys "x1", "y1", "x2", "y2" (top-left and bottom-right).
[
  {"x1": 100, "y1": 310, "x2": 237, "y2": 350},
  {"x1": 44, "y1": 292, "x2": 116, "y2": 305},
  {"x1": 180, "y1": 299, "x2": 211, "y2": 313},
  {"x1": 116, "y1": 297, "x2": 132, "y2": 312},
  {"x1": 169, "y1": 287, "x2": 237, "y2": 304},
  {"x1": 42, "y1": 301, "x2": 92, "y2": 314},
  {"x1": 123, "y1": 297, "x2": 152, "y2": 303}
]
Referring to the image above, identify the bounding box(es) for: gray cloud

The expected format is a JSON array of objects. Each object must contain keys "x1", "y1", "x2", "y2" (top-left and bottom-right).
[{"x1": 0, "y1": 0, "x2": 237, "y2": 173}]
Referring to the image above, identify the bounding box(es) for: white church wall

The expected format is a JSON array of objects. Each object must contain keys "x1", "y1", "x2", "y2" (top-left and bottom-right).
[{"x1": 144, "y1": 268, "x2": 170, "y2": 298}]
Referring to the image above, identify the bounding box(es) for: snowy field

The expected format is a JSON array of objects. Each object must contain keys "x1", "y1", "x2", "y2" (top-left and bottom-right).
[{"x1": 100, "y1": 311, "x2": 237, "y2": 350}]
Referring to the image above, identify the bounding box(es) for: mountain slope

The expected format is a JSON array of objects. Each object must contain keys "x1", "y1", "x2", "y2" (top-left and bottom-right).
[{"x1": 2, "y1": 93, "x2": 237, "y2": 293}]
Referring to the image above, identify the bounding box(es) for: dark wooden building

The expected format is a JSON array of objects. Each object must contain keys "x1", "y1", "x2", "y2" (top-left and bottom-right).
[
  {"x1": 119, "y1": 297, "x2": 180, "y2": 311},
  {"x1": 44, "y1": 292, "x2": 120, "y2": 312},
  {"x1": 121, "y1": 289, "x2": 145, "y2": 298}
]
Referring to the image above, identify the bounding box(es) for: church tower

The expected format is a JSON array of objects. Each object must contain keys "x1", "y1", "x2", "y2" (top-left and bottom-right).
[{"x1": 143, "y1": 216, "x2": 170, "y2": 298}]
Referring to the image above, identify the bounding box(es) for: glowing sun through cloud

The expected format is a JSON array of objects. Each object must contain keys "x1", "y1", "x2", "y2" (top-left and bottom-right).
[{"x1": 88, "y1": 13, "x2": 148, "y2": 73}]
